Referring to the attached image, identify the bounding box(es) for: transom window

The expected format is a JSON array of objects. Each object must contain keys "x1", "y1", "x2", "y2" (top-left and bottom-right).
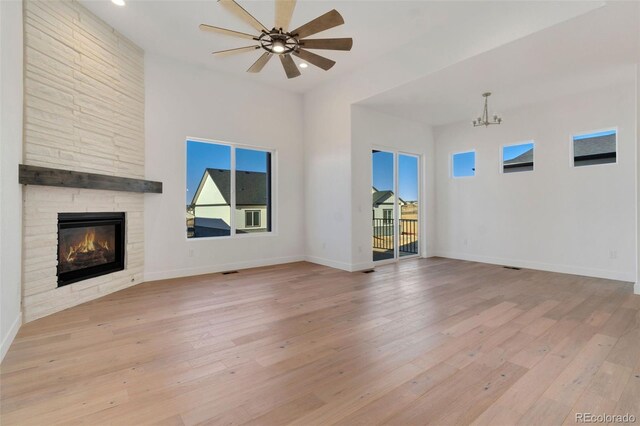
[
  {"x1": 452, "y1": 151, "x2": 476, "y2": 178},
  {"x1": 573, "y1": 129, "x2": 617, "y2": 167},
  {"x1": 503, "y1": 142, "x2": 534, "y2": 173}
]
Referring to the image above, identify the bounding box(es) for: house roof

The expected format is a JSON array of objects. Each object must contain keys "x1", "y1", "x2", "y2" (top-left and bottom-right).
[
  {"x1": 574, "y1": 133, "x2": 616, "y2": 157},
  {"x1": 373, "y1": 190, "x2": 393, "y2": 206},
  {"x1": 504, "y1": 148, "x2": 534, "y2": 165},
  {"x1": 372, "y1": 189, "x2": 409, "y2": 206},
  {"x1": 191, "y1": 169, "x2": 268, "y2": 206},
  {"x1": 194, "y1": 217, "x2": 230, "y2": 230}
]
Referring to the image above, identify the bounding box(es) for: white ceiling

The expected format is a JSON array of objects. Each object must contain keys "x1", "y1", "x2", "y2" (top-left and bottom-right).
[
  {"x1": 79, "y1": 0, "x2": 603, "y2": 94},
  {"x1": 358, "y1": 2, "x2": 639, "y2": 126},
  {"x1": 80, "y1": 0, "x2": 448, "y2": 92}
]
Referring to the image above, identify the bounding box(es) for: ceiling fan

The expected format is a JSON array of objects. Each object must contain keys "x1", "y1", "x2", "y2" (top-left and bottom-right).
[{"x1": 199, "y1": 0, "x2": 353, "y2": 79}]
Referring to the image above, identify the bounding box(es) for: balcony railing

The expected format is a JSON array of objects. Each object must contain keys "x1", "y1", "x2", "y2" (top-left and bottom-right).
[{"x1": 372, "y1": 218, "x2": 418, "y2": 255}]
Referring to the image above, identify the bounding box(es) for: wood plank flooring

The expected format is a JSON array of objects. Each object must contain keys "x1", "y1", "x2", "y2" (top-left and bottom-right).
[{"x1": 1, "y1": 258, "x2": 639, "y2": 425}]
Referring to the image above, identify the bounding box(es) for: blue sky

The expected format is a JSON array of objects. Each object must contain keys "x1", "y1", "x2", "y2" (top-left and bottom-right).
[
  {"x1": 573, "y1": 129, "x2": 616, "y2": 141},
  {"x1": 503, "y1": 142, "x2": 534, "y2": 162},
  {"x1": 186, "y1": 141, "x2": 268, "y2": 204},
  {"x1": 452, "y1": 151, "x2": 476, "y2": 177},
  {"x1": 372, "y1": 151, "x2": 419, "y2": 201}
]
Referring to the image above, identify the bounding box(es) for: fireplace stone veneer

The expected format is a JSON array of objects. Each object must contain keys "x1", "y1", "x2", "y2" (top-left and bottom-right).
[
  {"x1": 57, "y1": 212, "x2": 125, "y2": 287},
  {"x1": 21, "y1": 0, "x2": 145, "y2": 322}
]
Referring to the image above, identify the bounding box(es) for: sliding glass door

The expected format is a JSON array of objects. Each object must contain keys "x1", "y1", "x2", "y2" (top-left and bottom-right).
[
  {"x1": 372, "y1": 150, "x2": 395, "y2": 261},
  {"x1": 398, "y1": 154, "x2": 419, "y2": 257},
  {"x1": 372, "y1": 150, "x2": 420, "y2": 262}
]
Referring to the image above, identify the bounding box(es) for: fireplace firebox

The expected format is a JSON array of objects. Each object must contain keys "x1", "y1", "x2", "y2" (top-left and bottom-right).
[{"x1": 57, "y1": 212, "x2": 125, "y2": 287}]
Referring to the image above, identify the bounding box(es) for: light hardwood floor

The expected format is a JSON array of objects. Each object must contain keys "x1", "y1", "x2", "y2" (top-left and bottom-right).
[{"x1": 1, "y1": 258, "x2": 639, "y2": 425}]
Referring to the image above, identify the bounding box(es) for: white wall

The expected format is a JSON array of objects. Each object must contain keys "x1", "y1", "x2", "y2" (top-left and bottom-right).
[
  {"x1": 0, "y1": 0, "x2": 23, "y2": 361},
  {"x1": 637, "y1": 7, "x2": 640, "y2": 294},
  {"x1": 144, "y1": 54, "x2": 304, "y2": 281},
  {"x1": 434, "y1": 83, "x2": 637, "y2": 281},
  {"x1": 303, "y1": 3, "x2": 599, "y2": 271},
  {"x1": 350, "y1": 106, "x2": 436, "y2": 270}
]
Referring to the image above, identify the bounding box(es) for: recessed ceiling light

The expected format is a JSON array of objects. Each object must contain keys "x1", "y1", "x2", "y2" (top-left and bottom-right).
[
  {"x1": 299, "y1": 63, "x2": 308, "y2": 69},
  {"x1": 111, "y1": 0, "x2": 125, "y2": 6}
]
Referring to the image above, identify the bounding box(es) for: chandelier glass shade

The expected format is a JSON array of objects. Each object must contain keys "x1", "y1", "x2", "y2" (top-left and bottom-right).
[{"x1": 473, "y1": 92, "x2": 502, "y2": 127}]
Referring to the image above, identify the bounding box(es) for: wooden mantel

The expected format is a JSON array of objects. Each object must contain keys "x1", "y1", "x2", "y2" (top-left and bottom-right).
[{"x1": 19, "y1": 165, "x2": 162, "y2": 194}]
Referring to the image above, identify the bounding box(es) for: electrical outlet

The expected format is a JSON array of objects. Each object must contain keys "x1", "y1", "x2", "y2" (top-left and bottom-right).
[
  {"x1": 188, "y1": 248, "x2": 194, "y2": 257},
  {"x1": 463, "y1": 238, "x2": 468, "y2": 247},
  {"x1": 609, "y1": 250, "x2": 618, "y2": 260}
]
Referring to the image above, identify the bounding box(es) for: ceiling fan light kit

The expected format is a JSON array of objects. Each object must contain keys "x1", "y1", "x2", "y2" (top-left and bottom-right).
[
  {"x1": 199, "y1": 0, "x2": 353, "y2": 79},
  {"x1": 473, "y1": 92, "x2": 503, "y2": 127}
]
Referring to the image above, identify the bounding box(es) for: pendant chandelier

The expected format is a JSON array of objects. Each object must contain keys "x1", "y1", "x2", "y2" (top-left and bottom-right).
[{"x1": 473, "y1": 92, "x2": 502, "y2": 127}]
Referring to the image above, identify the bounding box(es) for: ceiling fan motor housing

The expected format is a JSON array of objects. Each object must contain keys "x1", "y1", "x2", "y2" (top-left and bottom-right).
[{"x1": 259, "y1": 30, "x2": 299, "y2": 55}]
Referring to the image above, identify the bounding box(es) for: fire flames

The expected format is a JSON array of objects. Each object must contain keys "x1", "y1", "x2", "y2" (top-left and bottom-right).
[{"x1": 65, "y1": 228, "x2": 111, "y2": 263}]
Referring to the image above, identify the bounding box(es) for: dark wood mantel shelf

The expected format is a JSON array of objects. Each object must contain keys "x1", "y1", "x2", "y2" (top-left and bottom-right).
[{"x1": 19, "y1": 165, "x2": 162, "y2": 194}]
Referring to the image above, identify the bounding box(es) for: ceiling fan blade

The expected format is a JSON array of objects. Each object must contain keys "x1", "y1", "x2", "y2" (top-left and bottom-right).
[
  {"x1": 279, "y1": 54, "x2": 301, "y2": 79},
  {"x1": 290, "y1": 9, "x2": 344, "y2": 39},
  {"x1": 300, "y1": 38, "x2": 353, "y2": 51},
  {"x1": 247, "y1": 52, "x2": 273, "y2": 73},
  {"x1": 292, "y1": 49, "x2": 335, "y2": 70},
  {"x1": 212, "y1": 45, "x2": 260, "y2": 57},
  {"x1": 275, "y1": 0, "x2": 297, "y2": 31},
  {"x1": 218, "y1": 0, "x2": 268, "y2": 33},
  {"x1": 199, "y1": 24, "x2": 256, "y2": 40}
]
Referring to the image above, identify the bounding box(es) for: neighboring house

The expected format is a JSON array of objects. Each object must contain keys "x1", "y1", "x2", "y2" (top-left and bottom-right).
[
  {"x1": 573, "y1": 132, "x2": 616, "y2": 166},
  {"x1": 372, "y1": 186, "x2": 407, "y2": 219},
  {"x1": 189, "y1": 168, "x2": 269, "y2": 236},
  {"x1": 503, "y1": 132, "x2": 616, "y2": 172},
  {"x1": 503, "y1": 148, "x2": 534, "y2": 173}
]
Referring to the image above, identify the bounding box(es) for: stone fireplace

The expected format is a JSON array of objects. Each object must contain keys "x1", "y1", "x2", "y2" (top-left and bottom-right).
[{"x1": 21, "y1": 0, "x2": 148, "y2": 322}]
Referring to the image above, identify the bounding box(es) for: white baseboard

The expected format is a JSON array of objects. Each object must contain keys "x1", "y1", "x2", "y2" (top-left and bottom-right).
[
  {"x1": 350, "y1": 261, "x2": 376, "y2": 272},
  {"x1": 634, "y1": 282, "x2": 639, "y2": 295},
  {"x1": 435, "y1": 251, "x2": 635, "y2": 282},
  {"x1": 144, "y1": 255, "x2": 306, "y2": 282},
  {"x1": 1, "y1": 313, "x2": 21, "y2": 363},
  {"x1": 304, "y1": 256, "x2": 375, "y2": 272},
  {"x1": 304, "y1": 255, "x2": 353, "y2": 272}
]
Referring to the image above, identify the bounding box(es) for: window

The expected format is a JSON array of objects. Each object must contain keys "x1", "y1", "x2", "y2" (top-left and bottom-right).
[
  {"x1": 245, "y1": 210, "x2": 260, "y2": 228},
  {"x1": 236, "y1": 148, "x2": 271, "y2": 234},
  {"x1": 573, "y1": 129, "x2": 616, "y2": 167},
  {"x1": 383, "y1": 209, "x2": 393, "y2": 220},
  {"x1": 452, "y1": 151, "x2": 476, "y2": 178},
  {"x1": 503, "y1": 142, "x2": 534, "y2": 173},
  {"x1": 186, "y1": 140, "x2": 272, "y2": 238}
]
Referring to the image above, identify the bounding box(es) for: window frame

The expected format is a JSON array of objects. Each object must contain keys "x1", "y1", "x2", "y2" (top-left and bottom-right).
[
  {"x1": 245, "y1": 210, "x2": 261, "y2": 228},
  {"x1": 451, "y1": 149, "x2": 477, "y2": 179},
  {"x1": 571, "y1": 127, "x2": 618, "y2": 168},
  {"x1": 500, "y1": 140, "x2": 535, "y2": 175},
  {"x1": 185, "y1": 137, "x2": 276, "y2": 240}
]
